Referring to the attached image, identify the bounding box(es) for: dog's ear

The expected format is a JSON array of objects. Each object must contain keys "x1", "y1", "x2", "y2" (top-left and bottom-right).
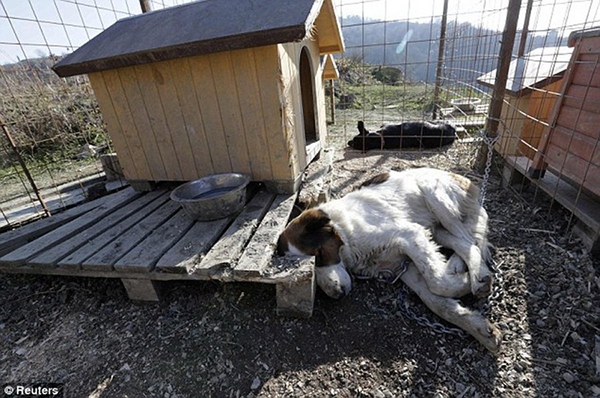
[
  {"x1": 357, "y1": 121, "x2": 369, "y2": 136},
  {"x1": 292, "y1": 209, "x2": 337, "y2": 255},
  {"x1": 304, "y1": 209, "x2": 331, "y2": 232}
]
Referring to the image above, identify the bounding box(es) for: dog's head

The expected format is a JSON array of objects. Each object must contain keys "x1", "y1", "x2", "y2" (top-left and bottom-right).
[
  {"x1": 349, "y1": 121, "x2": 378, "y2": 150},
  {"x1": 277, "y1": 208, "x2": 351, "y2": 299},
  {"x1": 441, "y1": 123, "x2": 456, "y2": 136},
  {"x1": 348, "y1": 135, "x2": 383, "y2": 150}
]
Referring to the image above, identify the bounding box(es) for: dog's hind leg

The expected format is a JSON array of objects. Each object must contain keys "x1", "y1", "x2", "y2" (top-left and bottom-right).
[
  {"x1": 471, "y1": 206, "x2": 492, "y2": 265},
  {"x1": 419, "y1": 183, "x2": 492, "y2": 297},
  {"x1": 400, "y1": 263, "x2": 502, "y2": 353}
]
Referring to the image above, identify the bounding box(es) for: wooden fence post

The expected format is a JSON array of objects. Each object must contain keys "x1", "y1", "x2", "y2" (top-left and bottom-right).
[
  {"x1": 475, "y1": 0, "x2": 522, "y2": 172},
  {"x1": 139, "y1": 0, "x2": 152, "y2": 13},
  {"x1": 517, "y1": 0, "x2": 534, "y2": 58},
  {"x1": 329, "y1": 79, "x2": 335, "y2": 124},
  {"x1": 432, "y1": 0, "x2": 449, "y2": 120}
]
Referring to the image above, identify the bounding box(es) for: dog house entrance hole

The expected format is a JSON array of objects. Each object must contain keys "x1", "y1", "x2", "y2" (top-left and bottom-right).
[{"x1": 300, "y1": 47, "x2": 317, "y2": 144}]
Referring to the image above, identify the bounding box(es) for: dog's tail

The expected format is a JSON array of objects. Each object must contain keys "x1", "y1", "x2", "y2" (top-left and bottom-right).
[{"x1": 357, "y1": 121, "x2": 369, "y2": 136}]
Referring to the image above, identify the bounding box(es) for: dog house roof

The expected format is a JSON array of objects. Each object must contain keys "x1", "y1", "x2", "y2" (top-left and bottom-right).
[
  {"x1": 568, "y1": 26, "x2": 600, "y2": 46},
  {"x1": 477, "y1": 46, "x2": 573, "y2": 96},
  {"x1": 53, "y1": 0, "x2": 344, "y2": 77}
]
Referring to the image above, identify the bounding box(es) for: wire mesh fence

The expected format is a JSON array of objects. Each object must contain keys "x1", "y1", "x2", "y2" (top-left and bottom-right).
[
  {"x1": 0, "y1": 0, "x2": 599, "y2": 249},
  {"x1": 330, "y1": 0, "x2": 600, "y2": 250},
  {"x1": 0, "y1": 0, "x2": 185, "y2": 229}
]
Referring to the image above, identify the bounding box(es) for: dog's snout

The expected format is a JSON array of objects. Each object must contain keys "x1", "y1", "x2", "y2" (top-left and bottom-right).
[{"x1": 334, "y1": 285, "x2": 350, "y2": 300}]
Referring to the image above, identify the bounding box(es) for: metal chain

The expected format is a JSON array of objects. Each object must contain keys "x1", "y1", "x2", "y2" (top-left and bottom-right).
[
  {"x1": 478, "y1": 116, "x2": 510, "y2": 205},
  {"x1": 475, "y1": 117, "x2": 506, "y2": 319},
  {"x1": 478, "y1": 130, "x2": 499, "y2": 206},
  {"x1": 395, "y1": 284, "x2": 468, "y2": 338},
  {"x1": 477, "y1": 258, "x2": 504, "y2": 320}
]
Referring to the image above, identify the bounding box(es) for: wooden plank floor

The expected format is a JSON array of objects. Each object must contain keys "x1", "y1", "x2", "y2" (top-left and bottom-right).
[{"x1": 0, "y1": 185, "x2": 315, "y2": 317}]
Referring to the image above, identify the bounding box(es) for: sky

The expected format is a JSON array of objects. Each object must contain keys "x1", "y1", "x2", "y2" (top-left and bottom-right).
[
  {"x1": 0, "y1": 0, "x2": 141, "y2": 63},
  {"x1": 336, "y1": 0, "x2": 599, "y2": 30},
  {"x1": 0, "y1": 0, "x2": 598, "y2": 65}
]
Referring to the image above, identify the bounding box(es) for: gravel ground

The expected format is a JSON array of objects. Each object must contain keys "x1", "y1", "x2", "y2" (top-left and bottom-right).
[{"x1": 1, "y1": 138, "x2": 599, "y2": 398}]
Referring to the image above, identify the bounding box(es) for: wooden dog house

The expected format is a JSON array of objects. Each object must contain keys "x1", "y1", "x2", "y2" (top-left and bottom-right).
[
  {"x1": 493, "y1": 28, "x2": 600, "y2": 253},
  {"x1": 477, "y1": 46, "x2": 572, "y2": 159},
  {"x1": 53, "y1": 0, "x2": 344, "y2": 193},
  {"x1": 530, "y1": 28, "x2": 600, "y2": 199}
]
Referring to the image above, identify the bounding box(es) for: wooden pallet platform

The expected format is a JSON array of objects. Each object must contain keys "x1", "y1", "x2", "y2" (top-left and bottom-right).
[{"x1": 0, "y1": 186, "x2": 315, "y2": 317}]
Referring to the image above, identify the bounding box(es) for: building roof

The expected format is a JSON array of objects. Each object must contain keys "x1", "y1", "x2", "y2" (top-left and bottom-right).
[
  {"x1": 322, "y1": 54, "x2": 339, "y2": 80},
  {"x1": 53, "y1": 0, "x2": 344, "y2": 77},
  {"x1": 568, "y1": 26, "x2": 600, "y2": 46},
  {"x1": 477, "y1": 46, "x2": 573, "y2": 96}
]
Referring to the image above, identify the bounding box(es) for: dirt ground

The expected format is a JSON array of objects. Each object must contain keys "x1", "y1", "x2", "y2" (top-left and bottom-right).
[{"x1": 1, "y1": 138, "x2": 599, "y2": 398}]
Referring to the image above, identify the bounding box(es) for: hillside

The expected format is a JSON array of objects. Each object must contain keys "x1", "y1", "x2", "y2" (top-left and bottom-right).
[{"x1": 338, "y1": 16, "x2": 568, "y2": 83}]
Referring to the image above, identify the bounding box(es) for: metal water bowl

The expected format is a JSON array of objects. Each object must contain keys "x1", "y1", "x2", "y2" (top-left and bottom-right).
[
  {"x1": 170, "y1": 173, "x2": 250, "y2": 221},
  {"x1": 450, "y1": 98, "x2": 482, "y2": 112}
]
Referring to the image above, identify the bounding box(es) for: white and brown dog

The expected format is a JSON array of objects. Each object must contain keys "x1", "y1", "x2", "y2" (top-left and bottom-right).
[{"x1": 277, "y1": 168, "x2": 502, "y2": 352}]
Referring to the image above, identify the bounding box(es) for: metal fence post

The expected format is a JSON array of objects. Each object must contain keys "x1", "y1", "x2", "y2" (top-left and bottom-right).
[{"x1": 0, "y1": 116, "x2": 50, "y2": 217}]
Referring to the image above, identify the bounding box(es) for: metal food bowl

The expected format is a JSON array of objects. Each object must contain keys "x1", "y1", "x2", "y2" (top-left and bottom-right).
[{"x1": 170, "y1": 173, "x2": 250, "y2": 221}]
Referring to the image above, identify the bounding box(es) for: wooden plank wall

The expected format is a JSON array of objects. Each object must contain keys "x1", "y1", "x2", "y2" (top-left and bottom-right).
[
  {"x1": 279, "y1": 38, "x2": 327, "y2": 174},
  {"x1": 518, "y1": 79, "x2": 562, "y2": 159},
  {"x1": 88, "y1": 73, "x2": 142, "y2": 181},
  {"x1": 279, "y1": 43, "x2": 303, "y2": 176},
  {"x1": 313, "y1": 42, "x2": 329, "y2": 147},
  {"x1": 88, "y1": 45, "x2": 295, "y2": 185},
  {"x1": 496, "y1": 95, "x2": 528, "y2": 157},
  {"x1": 543, "y1": 37, "x2": 600, "y2": 198},
  {"x1": 496, "y1": 79, "x2": 562, "y2": 159}
]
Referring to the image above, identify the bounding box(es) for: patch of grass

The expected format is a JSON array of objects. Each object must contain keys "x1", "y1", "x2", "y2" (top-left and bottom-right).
[
  {"x1": 0, "y1": 58, "x2": 111, "y2": 202},
  {"x1": 0, "y1": 59, "x2": 109, "y2": 165},
  {"x1": 336, "y1": 82, "x2": 436, "y2": 116}
]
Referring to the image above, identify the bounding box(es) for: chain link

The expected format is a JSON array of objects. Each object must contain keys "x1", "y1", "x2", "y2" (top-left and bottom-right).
[
  {"x1": 477, "y1": 259, "x2": 504, "y2": 319},
  {"x1": 478, "y1": 116, "x2": 511, "y2": 205},
  {"x1": 479, "y1": 131, "x2": 498, "y2": 205},
  {"x1": 476, "y1": 118, "x2": 506, "y2": 317},
  {"x1": 395, "y1": 283, "x2": 468, "y2": 338}
]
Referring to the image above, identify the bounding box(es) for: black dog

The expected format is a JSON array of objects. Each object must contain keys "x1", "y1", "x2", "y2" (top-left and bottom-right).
[{"x1": 348, "y1": 121, "x2": 456, "y2": 150}]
